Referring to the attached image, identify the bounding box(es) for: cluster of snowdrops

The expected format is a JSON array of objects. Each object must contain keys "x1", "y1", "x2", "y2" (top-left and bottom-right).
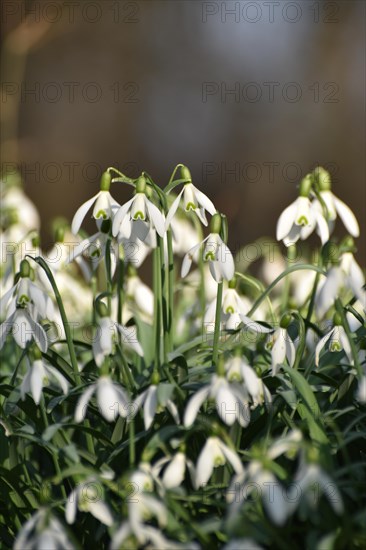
[{"x1": 0, "y1": 164, "x2": 365, "y2": 549}]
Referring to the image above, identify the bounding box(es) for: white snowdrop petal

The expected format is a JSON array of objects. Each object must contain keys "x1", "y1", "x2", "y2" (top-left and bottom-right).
[
  {"x1": 144, "y1": 386, "x2": 158, "y2": 430},
  {"x1": 192, "y1": 185, "x2": 216, "y2": 216},
  {"x1": 216, "y1": 384, "x2": 238, "y2": 426},
  {"x1": 89, "y1": 501, "x2": 114, "y2": 526},
  {"x1": 196, "y1": 439, "x2": 215, "y2": 488},
  {"x1": 30, "y1": 360, "x2": 45, "y2": 404},
  {"x1": 276, "y1": 201, "x2": 297, "y2": 241},
  {"x1": 145, "y1": 198, "x2": 166, "y2": 237},
  {"x1": 184, "y1": 386, "x2": 210, "y2": 427},
  {"x1": 315, "y1": 328, "x2": 335, "y2": 366},
  {"x1": 71, "y1": 192, "x2": 100, "y2": 235},
  {"x1": 112, "y1": 198, "x2": 134, "y2": 236},
  {"x1": 163, "y1": 453, "x2": 186, "y2": 488},
  {"x1": 333, "y1": 195, "x2": 360, "y2": 237},
  {"x1": 165, "y1": 189, "x2": 184, "y2": 229},
  {"x1": 75, "y1": 385, "x2": 95, "y2": 423}
]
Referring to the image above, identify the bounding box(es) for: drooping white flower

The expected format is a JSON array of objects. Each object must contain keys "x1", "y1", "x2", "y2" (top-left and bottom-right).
[
  {"x1": 276, "y1": 195, "x2": 329, "y2": 247},
  {"x1": 316, "y1": 250, "x2": 366, "y2": 318},
  {"x1": 267, "y1": 324, "x2": 296, "y2": 376},
  {"x1": 184, "y1": 373, "x2": 258, "y2": 428},
  {"x1": 287, "y1": 462, "x2": 343, "y2": 515},
  {"x1": 112, "y1": 176, "x2": 166, "y2": 241},
  {"x1": 315, "y1": 324, "x2": 353, "y2": 366},
  {"x1": 195, "y1": 436, "x2": 244, "y2": 488},
  {"x1": 181, "y1": 232, "x2": 235, "y2": 283},
  {"x1": 1, "y1": 184, "x2": 40, "y2": 232},
  {"x1": 71, "y1": 173, "x2": 120, "y2": 234},
  {"x1": 225, "y1": 357, "x2": 272, "y2": 409},
  {"x1": 166, "y1": 174, "x2": 216, "y2": 228},
  {"x1": 155, "y1": 451, "x2": 195, "y2": 489},
  {"x1": 133, "y1": 383, "x2": 180, "y2": 430},
  {"x1": 75, "y1": 376, "x2": 131, "y2": 423},
  {"x1": 67, "y1": 227, "x2": 119, "y2": 277},
  {"x1": 20, "y1": 357, "x2": 69, "y2": 404},
  {"x1": 14, "y1": 508, "x2": 74, "y2": 550},
  {"x1": 65, "y1": 477, "x2": 114, "y2": 526},
  {"x1": 110, "y1": 523, "x2": 199, "y2": 550},
  {"x1": 204, "y1": 285, "x2": 272, "y2": 334},
  {"x1": 92, "y1": 314, "x2": 143, "y2": 367},
  {"x1": 0, "y1": 307, "x2": 48, "y2": 352},
  {"x1": 227, "y1": 460, "x2": 289, "y2": 526},
  {"x1": 313, "y1": 168, "x2": 360, "y2": 237},
  {"x1": 125, "y1": 272, "x2": 154, "y2": 320}
]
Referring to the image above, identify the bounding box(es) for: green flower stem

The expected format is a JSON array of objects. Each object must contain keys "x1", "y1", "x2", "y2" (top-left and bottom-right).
[
  {"x1": 158, "y1": 236, "x2": 169, "y2": 364},
  {"x1": 167, "y1": 228, "x2": 175, "y2": 352},
  {"x1": 30, "y1": 256, "x2": 95, "y2": 455},
  {"x1": 235, "y1": 271, "x2": 276, "y2": 324},
  {"x1": 247, "y1": 264, "x2": 326, "y2": 318},
  {"x1": 153, "y1": 246, "x2": 162, "y2": 369},
  {"x1": 306, "y1": 249, "x2": 323, "y2": 325},
  {"x1": 117, "y1": 255, "x2": 125, "y2": 326},
  {"x1": 40, "y1": 397, "x2": 66, "y2": 500},
  {"x1": 212, "y1": 281, "x2": 223, "y2": 365},
  {"x1": 129, "y1": 418, "x2": 135, "y2": 467},
  {"x1": 105, "y1": 238, "x2": 113, "y2": 314},
  {"x1": 335, "y1": 298, "x2": 363, "y2": 378},
  {"x1": 31, "y1": 256, "x2": 81, "y2": 386},
  {"x1": 91, "y1": 274, "x2": 97, "y2": 325},
  {"x1": 291, "y1": 311, "x2": 306, "y2": 371},
  {"x1": 192, "y1": 216, "x2": 206, "y2": 320}
]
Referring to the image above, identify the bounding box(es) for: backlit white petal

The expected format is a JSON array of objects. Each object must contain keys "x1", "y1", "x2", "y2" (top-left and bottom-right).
[
  {"x1": 184, "y1": 386, "x2": 210, "y2": 427},
  {"x1": 315, "y1": 328, "x2": 335, "y2": 366},
  {"x1": 162, "y1": 453, "x2": 186, "y2": 488},
  {"x1": 333, "y1": 196, "x2": 360, "y2": 237},
  {"x1": 89, "y1": 500, "x2": 114, "y2": 526},
  {"x1": 165, "y1": 188, "x2": 184, "y2": 229},
  {"x1": 145, "y1": 197, "x2": 166, "y2": 237},
  {"x1": 112, "y1": 198, "x2": 134, "y2": 236},
  {"x1": 144, "y1": 386, "x2": 158, "y2": 430},
  {"x1": 276, "y1": 201, "x2": 297, "y2": 241},
  {"x1": 71, "y1": 192, "x2": 100, "y2": 235},
  {"x1": 192, "y1": 185, "x2": 216, "y2": 215},
  {"x1": 75, "y1": 384, "x2": 95, "y2": 422}
]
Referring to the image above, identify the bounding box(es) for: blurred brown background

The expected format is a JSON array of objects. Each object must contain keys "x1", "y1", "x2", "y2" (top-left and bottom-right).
[{"x1": 1, "y1": 0, "x2": 365, "y2": 263}]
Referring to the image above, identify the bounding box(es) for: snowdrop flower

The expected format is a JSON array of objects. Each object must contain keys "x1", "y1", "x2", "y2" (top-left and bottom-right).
[
  {"x1": 155, "y1": 450, "x2": 195, "y2": 489},
  {"x1": 112, "y1": 175, "x2": 165, "y2": 241},
  {"x1": 1, "y1": 259, "x2": 54, "y2": 321},
  {"x1": 68, "y1": 220, "x2": 119, "y2": 277},
  {"x1": 1, "y1": 181, "x2": 40, "y2": 232},
  {"x1": 92, "y1": 300, "x2": 143, "y2": 367},
  {"x1": 181, "y1": 213, "x2": 235, "y2": 283},
  {"x1": 71, "y1": 171, "x2": 120, "y2": 234},
  {"x1": 66, "y1": 477, "x2": 114, "y2": 526},
  {"x1": 315, "y1": 315, "x2": 353, "y2": 366},
  {"x1": 316, "y1": 245, "x2": 366, "y2": 318},
  {"x1": 75, "y1": 376, "x2": 131, "y2": 423},
  {"x1": 287, "y1": 462, "x2": 343, "y2": 515},
  {"x1": 20, "y1": 352, "x2": 69, "y2": 404},
  {"x1": 228, "y1": 460, "x2": 289, "y2": 526},
  {"x1": 276, "y1": 175, "x2": 329, "y2": 247},
  {"x1": 133, "y1": 376, "x2": 180, "y2": 430},
  {"x1": 267, "y1": 314, "x2": 296, "y2": 376},
  {"x1": 204, "y1": 278, "x2": 272, "y2": 334},
  {"x1": 314, "y1": 167, "x2": 360, "y2": 237},
  {"x1": 170, "y1": 216, "x2": 201, "y2": 256},
  {"x1": 195, "y1": 436, "x2": 243, "y2": 488},
  {"x1": 0, "y1": 306, "x2": 48, "y2": 352},
  {"x1": 14, "y1": 508, "x2": 74, "y2": 550},
  {"x1": 166, "y1": 166, "x2": 216, "y2": 228},
  {"x1": 225, "y1": 356, "x2": 272, "y2": 409},
  {"x1": 110, "y1": 523, "x2": 200, "y2": 550},
  {"x1": 184, "y1": 371, "x2": 256, "y2": 428}
]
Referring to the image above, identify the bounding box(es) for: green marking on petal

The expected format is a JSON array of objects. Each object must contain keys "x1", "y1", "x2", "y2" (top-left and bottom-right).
[
  {"x1": 185, "y1": 202, "x2": 196, "y2": 211},
  {"x1": 330, "y1": 341, "x2": 341, "y2": 352},
  {"x1": 214, "y1": 455, "x2": 225, "y2": 467},
  {"x1": 95, "y1": 210, "x2": 107, "y2": 219},
  {"x1": 296, "y1": 215, "x2": 308, "y2": 226},
  {"x1": 133, "y1": 211, "x2": 145, "y2": 220},
  {"x1": 225, "y1": 306, "x2": 235, "y2": 314},
  {"x1": 204, "y1": 251, "x2": 216, "y2": 261}
]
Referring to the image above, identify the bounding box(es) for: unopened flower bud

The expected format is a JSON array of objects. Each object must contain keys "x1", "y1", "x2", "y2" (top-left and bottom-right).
[
  {"x1": 100, "y1": 171, "x2": 111, "y2": 192},
  {"x1": 299, "y1": 174, "x2": 313, "y2": 197},
  {"x1": 315, "y1": 166, "x2": 332, "y2": 192},
  {"x1": 136, "y1": 175, "x2": 147, "y2": 194},
  {"x1": 96, "y1": 300, "x2": 109, "y2": 318},
  {"x1": 280, "y1": 313, "x2": 292, "y2": 329},
  {"x1": 20, "y1": 259, "x2": 30, "y2": 278},
  {"x1": 228, "y1": 277, "x2": 237, "y2": 289},
  {"x1": 181, "y1": 165, "x2": 192, "y2": 183},
  {"x1": 333, "y1": 312, "x2": 342, "y2": 326},
  {"x1": 210, "y1": 212, "x2": 221, "y2": 234}
]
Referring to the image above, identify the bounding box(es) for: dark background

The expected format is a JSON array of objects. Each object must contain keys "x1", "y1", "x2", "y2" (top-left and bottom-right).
[{"x1": 1, "y1": 0, "x2": 365, "y2": 263}]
